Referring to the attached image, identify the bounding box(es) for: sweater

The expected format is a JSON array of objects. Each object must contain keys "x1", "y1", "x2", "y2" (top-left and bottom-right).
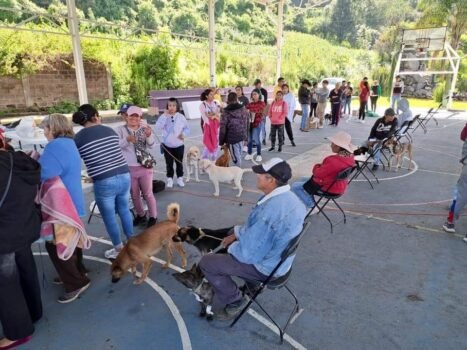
[
  {"x1": 246, "y1": 101, "x2": 266, "y2": 128},
  {"x1": 283, "y1": 92, "x2": 296, "y2": 122},
  {"x1": 369, "y1": 117, "x2": 399, "y2": 140},
  {"x1": 359, "y1": 86, "x2": 370, "y2": 102},
  {"x1": 312, "y1": 154, "x2": 355, "y2": 194},
  {"x1": 298, "y1": 86, "x2": 311, "y2": 104},
  {"x1": 329, "y1": 89, "x2": 342, "y2": 105},
  {"x1": 219, "y1": 103, "x2": 249, "y2": 145},
  {"x1": 268, "y1": 100, "x2": 288, "y2": 125},
  {"x1": 115, "y1": 124, "x2": 156, "y2": 166},
  {"x1": 154, "y1": 112, "x2": 189, "y2": 149},
  {"x1": 39, "y1": 137, "x2": 85, "y2": 217}
]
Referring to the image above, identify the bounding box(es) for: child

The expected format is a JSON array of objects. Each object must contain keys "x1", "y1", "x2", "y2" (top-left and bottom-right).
[
  {"x1": 155, "y1": 98, "x2": 189, "y2": 188},
  {"x1": 199, "y1": 89, "x2": 221, "y2": 160},
  {"x1": 268, "y1": 91, "x2": 288, "y2": 153}
]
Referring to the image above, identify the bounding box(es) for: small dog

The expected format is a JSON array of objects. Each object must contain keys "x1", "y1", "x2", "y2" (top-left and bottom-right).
[
  {"x1": 173, "y1": 226, "x2": 231, "y2": 254},
  {"x1": 215, "y1": 144, "x2": 231, "y2": 167},
  {"x1": 308, "y1": 117, "x2": 320, "y2": 129},
  {"x1": 173, "y1": 264, "x2": 215, "y2": 321},
  {"x1": 388, "y1": 140, "x2": 413, "y2": 171},
  {"x1": 111, "y1": 203, "x2": 187, "y2": 285},
  {"x1": 199, "y1": 159, "x2": 251, "y2": 197},
  {"x1": 185, "y1": 146, "x2": 201, "y2": 182},
  {"x1": 324, "y1": 113, "x2": 332, "y2": 124}
]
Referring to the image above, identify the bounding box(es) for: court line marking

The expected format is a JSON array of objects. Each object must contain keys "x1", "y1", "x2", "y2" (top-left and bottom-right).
[
  {"x1": 87, "y1": 236, "x2": 307, "y2": 350},
  {"x1": 33, "y1": 252, "x2": 192, "y2": 350}
]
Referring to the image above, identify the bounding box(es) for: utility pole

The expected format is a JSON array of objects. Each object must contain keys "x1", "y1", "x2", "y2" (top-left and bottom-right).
[
  {"x1": 276, "y1": 0, "x2": 284, "y2": 80},
  {"x1": 208, "y1": 0, "x2": 216, "y2": 87}
]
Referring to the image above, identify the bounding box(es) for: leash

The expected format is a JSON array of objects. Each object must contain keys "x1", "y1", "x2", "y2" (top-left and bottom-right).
[
  {"x1": 153, "y1": 132, "x2": 186, "y2": 166},
  {"x1": 192, "y1": 228, "x2": 224, "y2": 244}
]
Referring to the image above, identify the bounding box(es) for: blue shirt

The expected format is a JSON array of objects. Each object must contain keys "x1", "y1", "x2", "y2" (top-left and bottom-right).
[
  {"x1": 228, "y1": 185, "x2": 307, "y2": 277},
  {"x1": 39, "y1": 137, "x2": 85, "y2": 217}
]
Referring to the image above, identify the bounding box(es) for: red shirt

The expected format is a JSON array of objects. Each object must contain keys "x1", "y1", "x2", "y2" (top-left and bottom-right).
[
  {"x1": 246, "y1": 101, "x2": 266, "y2": 128},
  {"x1": 312, "y1": 154, "x2": 356, "y2": 194}
]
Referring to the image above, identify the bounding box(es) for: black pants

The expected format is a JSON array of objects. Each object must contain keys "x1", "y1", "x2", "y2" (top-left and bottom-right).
[
  {"x1": 331, "y1": 103, "x2": 340, "y2": 125},
  {"x1": 310, "y1": 103, "x2": 318, "y2": 118},
  {"x1": 284, "y1": 118, "x2": 294, "y2": 142},
  {"x1": 162, "y1": 144, "x2": 184, "y2": 178},
  {"x1": 45, "y1": 242, "x2": 89, "y2": 293},
  {"x1": 270, "y1": 124, "x2": 284, "y2": 147},
  {"x1": 0, "y1": 246, "x2": 42, "y2": 340},
  {"x1": 359, "y1": 100, "x2": 366, "y2": 120},
  {"x1": 370, "y1": 96, "x2": 378, "y2": 112}
]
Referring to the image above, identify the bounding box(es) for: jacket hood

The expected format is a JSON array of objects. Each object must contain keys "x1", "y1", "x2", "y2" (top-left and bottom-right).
[
  {"x1": 398, "y1": 98, "x2": 410, "y2": 113},
  {"x1": 224, "y1": 102, "x2": 244, "y2": 111},
  {"x1": 0, "y1": 151, "x2": 41, "y2": 186}
]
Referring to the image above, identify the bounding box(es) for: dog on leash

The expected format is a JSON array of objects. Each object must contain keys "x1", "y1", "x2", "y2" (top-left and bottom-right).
[
  {"x1": 173, "y1": 264, "x2": 215, "y2": 321},
  {"x1": 173, "y1": 226, "x2": 231, "y2": 254},
  {"x1": 111, "y1": 203, "x2": 187, "y2": 285},
  {"x1": 199, "y1": 159, "x2": 251, "y2": 197},
  {"x1": 387, "y1": 139, "x2": 413, "y2": 171},
  {"x1": 215, "y1": 144, "x2": 231, "y2": 167},
  {"x1": 186, "y1": 146, "x2": 201, "y2": 182}
]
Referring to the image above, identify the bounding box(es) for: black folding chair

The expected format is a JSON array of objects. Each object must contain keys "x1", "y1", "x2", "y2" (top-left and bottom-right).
[
  {"x1": 230, "y1": 221, "x2": 311, "y2": 344},
  {"x1": 349, "y1": 140, "x2": 387, "y2": 189},
  {"x1": 412, "y1": 104, "x2": 441, "y2": 134},
  {"x1": 306, "y1": 166, "x2": 355, "y2": 233}
]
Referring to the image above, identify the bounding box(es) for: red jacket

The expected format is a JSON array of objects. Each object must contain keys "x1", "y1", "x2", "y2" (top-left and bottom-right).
[
  {"x1": 247, "y1": 101, "x2": 266, "y2": 128},
  {"x1": 312, "y1": 154, "x2": 356, "y2": 194},
  {"x1": 461, "y1": 123, "x2": 467, "y2": 141},
  {"x1": 268, "y1": 100, "x2": 287, "y2": 125}
]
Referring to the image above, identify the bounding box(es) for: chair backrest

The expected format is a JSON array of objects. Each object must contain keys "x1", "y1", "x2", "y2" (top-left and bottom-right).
[
  {"x1": 336, "y1": 166, "x2": 355, "y2": 180},
  {"x1": 280, "y1": 222, "x2": 310, "y2": 261}
]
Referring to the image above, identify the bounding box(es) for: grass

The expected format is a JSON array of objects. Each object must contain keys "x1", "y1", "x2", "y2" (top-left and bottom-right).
[{"x1": 377, "y1": 96, "x2": 467, "y2": 110}]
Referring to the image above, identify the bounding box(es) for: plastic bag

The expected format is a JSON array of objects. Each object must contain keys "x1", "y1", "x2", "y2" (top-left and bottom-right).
[{"x1": 16, "y1": 116, "x2": 37, "y2": 138}]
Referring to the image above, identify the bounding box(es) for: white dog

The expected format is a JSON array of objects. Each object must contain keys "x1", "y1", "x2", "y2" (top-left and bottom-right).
[
  {"x1": 199, "y1": 159, "x2": 251, "y2": 197},
  {"x1": 185, "y1": 146, "x2": 201, "y2": 182}
]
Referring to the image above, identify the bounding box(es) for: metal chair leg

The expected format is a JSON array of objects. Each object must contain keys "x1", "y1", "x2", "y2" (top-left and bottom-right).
[
  {"x1": 88, "y1": 201, "x2": 97, "y2": 224},
  {"x1": 333, "y1": 199, "x2": 347, "y2": 224}
]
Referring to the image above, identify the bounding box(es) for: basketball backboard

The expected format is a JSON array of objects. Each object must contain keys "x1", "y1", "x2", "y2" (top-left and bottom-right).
[{"x1": 402, "y1": 27, "x2": 447, "y2": 52}]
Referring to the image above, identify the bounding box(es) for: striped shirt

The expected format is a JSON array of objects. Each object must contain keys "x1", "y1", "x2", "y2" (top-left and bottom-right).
[{"x1": 75, "y1": 125, "x2": 128, "y2": 181}]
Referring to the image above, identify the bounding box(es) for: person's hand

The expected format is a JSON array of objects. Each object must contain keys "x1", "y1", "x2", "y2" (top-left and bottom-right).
[
  {"x1": 144, "y1": 125, "x2": 152, "y2": 137},
  {"x1": 127, "y1": 135, "x2": 136, "y2": 143},
  {"x1": 178, "y1": 133, "x2": 184, "y2": 140},
  {"x1": 222, "y1": 234, "x2": 237, "y2": 248}
]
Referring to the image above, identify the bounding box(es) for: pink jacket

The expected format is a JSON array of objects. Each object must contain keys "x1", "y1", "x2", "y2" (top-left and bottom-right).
[{"x1": 268, "y1": 100, "x2": 288, "y2": 125}]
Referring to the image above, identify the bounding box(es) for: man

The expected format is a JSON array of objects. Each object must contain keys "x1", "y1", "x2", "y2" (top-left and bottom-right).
[
  {"x1": 273, "y1": 77, "x2": 285, "y2": 99},
  {"x1": 316, "y1": 80, "x2": 330, "y2": 128},
  {"x1": 199, "y1": 158, "x2": 307, "y2": 320},
  {"x1": 253, "y1": 79, "x2": 268, "y2": 145},
  {"x1": 358, "y1": 108, "x2": 398, "y2": 171},
  {"x1": 298, "y1": 79, "x2": 311, "y2": 132},
  {"x1": 117, "y1": 103, "x2": 132, "y2": 118}
]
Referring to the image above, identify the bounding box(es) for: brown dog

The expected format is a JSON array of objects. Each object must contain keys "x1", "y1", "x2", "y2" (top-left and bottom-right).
[
  {"x1": 111, "y1": 203, "x2": 187, "y2": 285},
  {"x1": 215, "y1": 144, "x2": 231, "y2": 167},
  {"x1": 387, "y1": 139, "x2": 413, "y2": 171}
]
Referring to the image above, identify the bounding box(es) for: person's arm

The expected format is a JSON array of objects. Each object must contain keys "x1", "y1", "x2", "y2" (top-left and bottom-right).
[
  {"x1": 219, "y1": 112, "x2": 227, "y2": 145},
  {"x1": 115, "y1": 126, "x2": 133, "y2": 149},
  {"x1": 39, "y1": 147, "x2": 63, "y2": 182},
  {"x1": 180, "y1": 115, "x2": 190, "y2": 138},
  {"x1": 388, "y1": 119, "x2": 398, "y2": 137},
  {"x1": 369, "y1": 120, "x2": 378, "y2": 139},
  {"x1": 400, "y1": 81, "x2": 404, "y2": 93},
  {"x1": 233, "y1": 218, "x2": 276, "y2": 264},
  {"x1": 312, "y1": 157, "x2": 337, "y2": 180},
  {"x1": 155, "y1": 114, "x2": 168, "y2": 131}
]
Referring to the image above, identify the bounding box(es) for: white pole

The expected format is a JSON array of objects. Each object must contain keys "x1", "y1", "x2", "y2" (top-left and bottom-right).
[
  {"x1": 276, "y1": 0, "x2": 284, "y2": 80},
  {"x1": 447, "y1": 57, "x2": 460, "y2": 109},
  {"x1": 66, "y1": 0, "x2": 88, "y2": 105},
  {"x1": 208, "y1": 0, "x2": 216, "y2": 87},
  {"x1": 390, "y1": 49, "x2": 403, "y2": 107}
]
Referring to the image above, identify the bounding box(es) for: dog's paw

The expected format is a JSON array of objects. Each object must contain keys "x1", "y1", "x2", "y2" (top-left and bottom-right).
[
  {"x1": 236, "y1": 193, "x2": 242, "y2": 197},
  {"x1": 206, "y1": 315, "x2": 214, "y2": 322},
  {"x1": 199, "y1": 311, "x2": 207, "y2": 317},
  {"x1": 162, "y1": 263, "x2": 169, "y2": 269},
  {"x1": 213, "y1": 193, "x2": 219, "y2": 197},
  {"x1": 133, "y1": 278, "x2": 145, "y2": 285}
]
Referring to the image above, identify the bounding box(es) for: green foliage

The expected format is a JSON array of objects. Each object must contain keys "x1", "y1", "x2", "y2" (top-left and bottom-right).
[
  {"x1": 47, "y1": 100, "x2": 79, "y2": 114},
  {"x1": 434, "y1": 80, "x2": 446, "y2": 103}
]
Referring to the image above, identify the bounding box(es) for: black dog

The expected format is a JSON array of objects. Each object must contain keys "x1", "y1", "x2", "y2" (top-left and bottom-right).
[
  {"x1": 324, "y1": 113, "x2": 332, "y2": 124},
  {"x1": 173, "y1": 264, "x2": 215, "y2": 321},
  {"x1": 172, "y1": 226, "x2": 232, "y2": 254}
]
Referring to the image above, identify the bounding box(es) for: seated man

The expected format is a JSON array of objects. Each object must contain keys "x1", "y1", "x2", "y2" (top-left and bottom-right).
[
  {"x1": 199, "y1": 158, "x2": 307, "y2": 320},
  {"x1": 355, "y1": 108, "x2": 398, "y2": 171}
]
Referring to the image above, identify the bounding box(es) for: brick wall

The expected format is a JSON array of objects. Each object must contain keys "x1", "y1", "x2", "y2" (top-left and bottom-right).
[{"x1": 0, "y1": 59, "x2": 111, "y2": 110}]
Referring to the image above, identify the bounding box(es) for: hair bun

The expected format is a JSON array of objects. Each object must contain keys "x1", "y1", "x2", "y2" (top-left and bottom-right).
[{"x1": 72, "y1": 110, "x2": 87, "y2": 125}]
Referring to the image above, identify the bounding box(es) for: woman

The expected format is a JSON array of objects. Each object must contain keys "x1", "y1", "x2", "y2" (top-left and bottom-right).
[
  {"x1": 268, "y1": 90, "x2": 288, "y2": 152},
  {"x1": 39, "y1": 114, "x2": 90, "y2": 303},
  {"x1": 370, "y1": 80, "x2": 382, "y2": 112},
  {"x1": 329, "y1": 83, "x2": 342, "y2": 126},
  {"x1": 219, "y1": 92, "x2": 249, "y2": 167},
  {"x1": 155, "y1": 98, "x2": 189, "y2": 188},
  {"x1": 298, "y1": 79, "x2": 311, "y2": 131},
  {"x1": 359, "y1": 81, "x2": 370, "y2": 123},
  {"x1": 310, "y1": 82, "x2": 318, "y2": 120},
  {"x1": 235, "y1": 86, "x2": 249, "y2": 106},
  {"x1": 0, "y1": 134, "x2": 42, "y2": 349},
  {"x1": 72, "y1": 104, "x2": 133, "y2": 260},
  {"x1": 199, "y1": 89, "x2": 221, "y2": 161},
  {"x1": 344, "y1": 85, "x2": 353, "y2": 116},
  {"x1": 291, "y1": 131, "x2": 356, "y2": 209},
  {"x1": 245, "y1": 90, "x2": 266, "y2": 162},
  {"x1": 282, "y1": 84, "x2": 296, "y2": 146},
  {"x1": 116, "y1": 106, "x2": 158, "y2": 228}
]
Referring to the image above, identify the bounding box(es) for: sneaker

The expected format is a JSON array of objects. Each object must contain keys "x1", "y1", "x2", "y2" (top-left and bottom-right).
[
  {"x1": 215, "y1": 297, "x2": 250, "y2": 321},
  {"x1": 318, "y1": 125, "x2": 324, "y2": 129},
  {"x1": 242, "y1": 145, "x2": 248, "y2": 153},
  {"x1": 57, "y1": 282, "x2": 91, "y2": 304},
  {"x1": 133, "y1": 215, "x2": 147, "y2": 226},
  {"x1": 244, "y1": 154, "x2": 253, "y2": 161},
  {"x1": 147, "y1": 217, "x2": 157, "y2": 228},
  {"x1": 442, "y1": 222, "x2": 456, "y2": 233},
  {"x1": 268, "y1": 147, "x2": 275, "y2": 152},
  {"x1": 463, "y1": 235, "x2": 467, "y2": 243},
  {"x1": 371, "y1": 164, "x2": 379, "y2": 171},
  {"x1": 166, "y1": 178, "x2": 174, "y2": 188},
  {"x1": 177, "y1": 177, "x2": 185, "y2": 187},
  {"x1": 278, "y1": 146, "x2": 282, "y2": 152},
  {"x1": 255, "y1": 155, "x2": 262, "y2": 162},
  {"x1": 291, "y1": 141, "x2": 296, "y2": 147},
  {"x1": 53, "y1": 277, "x2": 63, "y2": 285},
  {"x1": 104, "y1": 248, "x2": 120, "y2": 260}
]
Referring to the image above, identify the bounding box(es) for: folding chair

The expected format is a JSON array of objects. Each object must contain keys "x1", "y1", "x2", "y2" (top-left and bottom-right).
[
  {"x1": 87, "y1": 199, "x2": 137, "y2": 224},
  {"x1": 306, "y1": 166, "x2": 355, "y2": 233},
  {"x1": 230, "y1": 221, "x2": 311, "y2": 344},
  {"x1": 412, "y1": 104, "x2": 440, "y2": 134},
  {"x1": 349, "y1": 140, "x2": 387, "y2": 189}
]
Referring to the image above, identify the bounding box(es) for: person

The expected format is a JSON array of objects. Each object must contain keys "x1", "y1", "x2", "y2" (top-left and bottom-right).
[
  {"x1": 339, "y1": 81, "x2": 348, "y2": 117},
  {"x1": 298, "y1": 79, "x2": 311, "y2": 132},
  {"x1": 273, "y1": 77, "x2": 285, "y2": 98},
  {"x1": 219, "y1": 92, "x2": 249, "y2": 167},
  {"x1": 213, "y1": 87, "x2": 223, "y2": 105},
  {"x1": 235, "y1": 86, "x2": 249, "y2": 106},
  {"x1": 370, "y1": 80, "x2": 382, "y2": 112},
  {"x1": 199, "y1": 158, "x2": 307, "y2": 320},
  {"x1": 291, "y1": 131, "x2": 356, "y2": 209},
  {"x1": 357, "y1": 108, "x2": 398, "y2": 171},
  {"x1": 38, "y1": 114, "x2": 90, "y2": 303},
  {"x1": 0, "y1": 134, "x2": 42, "y2": 349},
  {"x1": 397, "y1": 98, "x2": 413, "y2": 126},
  {"x1": 310, "y1": 82, "x2": 318, "y2": 120},
  {"x1": 268, "y1": 90, "x2": 288, "y2": 153},
  {"x1": 73, "y1": 104, "x2": 134, "y2": 259},
  {"x1": 245, "y1": 90, "x2": 266, "y2": 162},
  {"x1": 329, "y1": 82, "x2": 342, "y2": 126},
  {"x1": 116, "y1": 105, "x2": 158, "y2": 227},
  {"x1": 443, "y1": 123, "x2": 467, "y2": 242},
  {"x1": 391, "y1": 75, "x2": 404, "y2": 110},
  {"x1": 282, "y1": 84, "x2": 296, "y2": 146},
  {"x1": 359, "y1": 81, "x2": 370, "y2": 123},
  {"x1": 316, "y1": 80, "x2": 329, "y2": 128},
  {"x1": 253, "y1": 79, "x2": 269, "y2": 145},
  {"x1": 199, "y1": 89, "x2": 221, "y2": 161},
  {"x1": 359, "y1": 77, "x2": 369, "y2": 112},
  {"x1": 156, "y1": 98, "x2": 190, "y2": 189},
  {"x1": 344, "y1": 85, "x2": 353, "y2": 116},
  {"x1": 117, "y1": 103, "x2": 132, "y2": 118}
]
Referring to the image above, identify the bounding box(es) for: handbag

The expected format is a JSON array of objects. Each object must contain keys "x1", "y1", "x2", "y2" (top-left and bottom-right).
[
  {"x1": 125, "y1": 126, "x2": 156, "y2": 169},
  {"x1": 0, "y1": 152, "x2": 13, "y2": 209}
]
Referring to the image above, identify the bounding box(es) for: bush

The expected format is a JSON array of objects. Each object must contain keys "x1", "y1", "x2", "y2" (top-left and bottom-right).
[
  {"x1": 434, "y1": 81, "x2": 446, "y2": 103},
  {"x1": 47, "y1": 100, "x2": 79, "y2": 114}
]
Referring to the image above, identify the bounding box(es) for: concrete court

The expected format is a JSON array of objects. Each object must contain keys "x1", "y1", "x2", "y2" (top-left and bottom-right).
[{"x1": 4, "y1": 107, "x2": 467, "y2": 350}]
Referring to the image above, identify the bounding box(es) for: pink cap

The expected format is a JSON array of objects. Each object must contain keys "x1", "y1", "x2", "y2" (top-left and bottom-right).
[{"x1": 127, "y1": 106, "x2": 143, "y2": 117}]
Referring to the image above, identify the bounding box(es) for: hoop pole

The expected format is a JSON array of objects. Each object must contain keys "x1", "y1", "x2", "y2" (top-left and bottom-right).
[
  {"x1": 276, "y1": 0, "x2": 284, "y2": 80},
  {"x1": 208, "y1": 0, "x2": 216, "y2": 87},
  {"x1": 447, "y1": 49, "x2": 460, "y2": 108},
  {"x1": 390, "y1": 50, "x2": 403, "y2": 107}
]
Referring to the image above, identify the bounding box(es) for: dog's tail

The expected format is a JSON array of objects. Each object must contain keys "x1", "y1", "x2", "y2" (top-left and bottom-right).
[{"x1": 167, "y1": 203, "x2": 180, "y2": 223}]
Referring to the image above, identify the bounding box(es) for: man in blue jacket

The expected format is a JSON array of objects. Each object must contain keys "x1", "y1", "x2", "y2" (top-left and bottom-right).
[{"x1": 199, "y1": 158, "x2": 307, "y2": 320}]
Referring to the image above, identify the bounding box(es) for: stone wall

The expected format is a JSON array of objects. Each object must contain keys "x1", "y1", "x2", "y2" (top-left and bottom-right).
[{"x1": 0, "y1": 58, "x2": 112, "y2": 110}]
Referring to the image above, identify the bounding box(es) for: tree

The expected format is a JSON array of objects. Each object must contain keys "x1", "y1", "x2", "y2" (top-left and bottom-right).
[
  {"x1": 136, "y1": 0, "x2": 160, "y2": 30},
  {"x1": 327, "y1": 0, "x2": 356, "y2": 45}
]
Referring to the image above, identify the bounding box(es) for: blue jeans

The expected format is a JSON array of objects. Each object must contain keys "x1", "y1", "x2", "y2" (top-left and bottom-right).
[
  {"x1": 260, "y1": 118, "x2": 266, "y2": 142},
  {"x1": 300, "y1": 104, "x2": 310, "y2": 130},
  {"x1": 229, "y1": 142, "x2": 243, "y2": 167},
  {"x1": 291, "y1": 179, "x2": 315, "y2": 209},
  {"x1": 248, "y1": 126, "x2": 261, "y2": 155},
  {"x1": 94, "y1": 172, "x2": 134, "y2": 247},
  {"x1": 362, "y1": 140, "x2": 382, "y2": 165},
  {"x1": 391, "y1": 94, "x2": 401, "y2": 110},
  {"x1": 344, "y1": 98, "x2": 351, "y2": 115}
]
